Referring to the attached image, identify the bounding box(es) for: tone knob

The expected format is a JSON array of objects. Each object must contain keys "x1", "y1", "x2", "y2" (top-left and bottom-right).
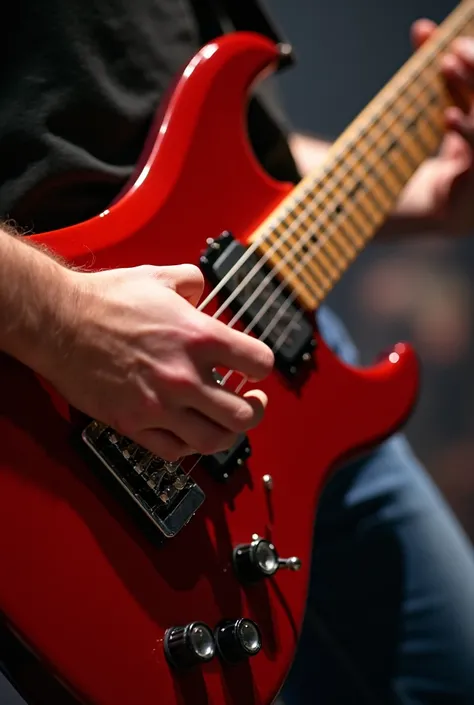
[
  {"x1": 164, "y1": 622, "x2": 216, "y2": 669},
  {"x1": 233, "y1": 538, "x2": 301, "y2": 583},
  {"x1": 215, "y1": 618, "x2": 262, "y2": 662}
]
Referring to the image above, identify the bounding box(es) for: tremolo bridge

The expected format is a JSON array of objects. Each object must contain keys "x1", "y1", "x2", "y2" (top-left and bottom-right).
[{"x1": 82, "y1": 421, "x2": 205, "y2": 538}]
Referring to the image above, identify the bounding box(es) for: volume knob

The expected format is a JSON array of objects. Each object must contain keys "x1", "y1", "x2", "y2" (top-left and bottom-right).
[
  {"x1": 233, "y1": 539, "x2": 279, "y2": 582},
  {"x1": 164, "y1": 622, "x2": 216, "y2": 669},
  {"x1": 233, "y1": 538, "x2": 302, "y2": 583},
  {"x1": 215, "y1": 618, "x2": 262, "y2": 662}
]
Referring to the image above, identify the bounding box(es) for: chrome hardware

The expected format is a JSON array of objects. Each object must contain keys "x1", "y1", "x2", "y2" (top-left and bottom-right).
[
  {"x1": 164, "y1": 622, "x2": 216, "y2": 669},
  {"x1": 278, "y1": 556, "x2": 302, "y2": 571},
  {"x1": 215, "y1": 618, "x2": 262, "y2": 662},
  {"x1": 233, "y1": 538, "x2": 302, "y2": 583},
  {"x1": 262, "y1": 474, "x2": 273, "y2": 490},
  {"x1": 82, "y1": 421, "x2": 205, "y2": 539}
]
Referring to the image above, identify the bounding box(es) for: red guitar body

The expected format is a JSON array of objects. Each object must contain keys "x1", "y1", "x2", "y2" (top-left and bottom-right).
[{"x1": 0, "y1": 33, "x2": 419, "y2": 705}]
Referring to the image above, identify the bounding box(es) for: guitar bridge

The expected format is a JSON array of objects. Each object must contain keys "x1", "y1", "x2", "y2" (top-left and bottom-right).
[{"x1": 82, "y1": 421, "x2": 205, "y2": 539}]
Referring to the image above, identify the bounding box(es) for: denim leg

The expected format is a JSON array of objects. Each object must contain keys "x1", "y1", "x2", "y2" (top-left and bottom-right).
[{"x1": 281, "y1": 307, "x2": 474, "y2": 705}]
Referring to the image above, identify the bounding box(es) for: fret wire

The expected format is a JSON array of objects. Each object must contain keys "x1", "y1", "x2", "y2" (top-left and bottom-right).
[
  {"x1": 379, "y1": 113, "x2": 421, "y2": 172},
  {"x1": 275, "y1": 222, "x2": 334, "y2": 291},
  {"x1": 290, "y1": 201, "x2": 346, "y2": 275},
  {"x1": 270, "y1": 195, "x2": 348, "y2": 300},
  {"x1": 296, "y1": 227, "x2": 341, "y2": 280},
  {"x1": 273, "y1": 217, "x2": 328, "y2": 294},
  {"x1": 347, "y1": 143, "x2": 395, "y2": 206},
  {"x1": 283, "y1": 208, "x2": 339, "y2": 286},
  {"x1": 302, "y1": 179, "x2": 364, "y2": 257},
  {"x1": 314, "y1": 223, "x2": 354, "y2": 267},
  {"x1": 301, "y1": 203, "x2": 358, "y2": 261},
  {"x1": 382, "y1": 91, "x2": 439, "y2": 163},
  {"x1": 325, "y1": 188, "x2": 368, "y2": 246},
  {"x1": 277, "y1": 215, "x2": 340, "y2": 288},
  {"x1": 339, "y1": 155, "x2": 387, "y2": 218},
  {"x1": 301, "y1": 236, "x2": 341, "y2": 284},
  {"x1": 403, "y1": 74, "x2": 445, "y2": 143}
]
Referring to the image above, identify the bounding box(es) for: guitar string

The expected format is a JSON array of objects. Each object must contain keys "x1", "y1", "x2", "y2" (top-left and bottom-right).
[
  {"x1": 205, "y1": 7, "x2": 474, "y2": 398},
  {"x1": 191, "y1": 7, "x2": 473, "y2": 408},
  {"x1": 220, "y1": 92, "x2": 443, "y2": 398},
  {"x1": 223, "y1": 81, "x2": 443, "y2": 350},
  {"x1": 262, "y1": 13, "x2": 474, "y2": 357},
  {"x1": 234, "y1": 79, "x2": 447, "y2": 368},
  {"x1": 205, "y1": 71, "x2": 455, "y2": 392},
  {"x1": 196, "y1": 3, "x2": 473, "y2": 325},
  {"x1": 178, "y1": 7, "x2": 474, "y2": 478}
]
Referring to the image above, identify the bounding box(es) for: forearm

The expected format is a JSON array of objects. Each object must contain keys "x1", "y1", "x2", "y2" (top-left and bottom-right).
[
  {"x1": 0, "y1": 229, "x2": 76, "y2": 374},
  {"x1": 289, "y1": 132, "x2": 440, "y2": 238}
]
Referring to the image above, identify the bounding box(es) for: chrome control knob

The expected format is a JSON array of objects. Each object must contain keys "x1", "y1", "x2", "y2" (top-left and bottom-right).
[
  {"x1": 164, "y1": 622, "x2": 216, "y2": 669},
  {"x1": 215, "y1": 618, "x2": 262, "y2": 662},
  {"x1": 233, "y1": 538, "x2": 301, "y2": 583}
]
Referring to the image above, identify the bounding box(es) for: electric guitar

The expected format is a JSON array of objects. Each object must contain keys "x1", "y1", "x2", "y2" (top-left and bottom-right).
[{"x1": 1, "y1": 3, "x2": 472, "y2": 704}]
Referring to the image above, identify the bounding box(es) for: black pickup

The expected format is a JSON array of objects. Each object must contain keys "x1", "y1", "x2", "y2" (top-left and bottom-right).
[
  {"x1": 200, "y1": 231, "x2": 316, "y2": 382},
  {"x1": 200, "y1": 432, "x2": 251, "y2": 482}
]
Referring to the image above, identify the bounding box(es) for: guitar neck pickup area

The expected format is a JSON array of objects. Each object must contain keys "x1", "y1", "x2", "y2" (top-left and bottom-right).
[{"x1": 200, "y1": 231, "x2": 316, "y2": 382}]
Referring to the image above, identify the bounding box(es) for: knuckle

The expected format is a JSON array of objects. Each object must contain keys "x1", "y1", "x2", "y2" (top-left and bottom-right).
[
  {"x1": 183, "y1": 263, "x2": 204, "y2": 284},
  {"x1": 184, "y1": 318, "x2": 215, "y2": 350},
  {"x1": 138, "y1": 264, "x2": 158, "y2": 277},
  {"x1": 160, "y1": 365, "x2": 197, "y2": 393}
]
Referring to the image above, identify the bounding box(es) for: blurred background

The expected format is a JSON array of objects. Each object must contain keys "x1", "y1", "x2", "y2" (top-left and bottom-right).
[{"x1": 267, "y1": 0, "x2": 474, "y2": 540}]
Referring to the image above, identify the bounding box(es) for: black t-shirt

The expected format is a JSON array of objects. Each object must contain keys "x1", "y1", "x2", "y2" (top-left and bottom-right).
[{"x1": 0, "y1": 0, "x2": 299, "y2": 233}]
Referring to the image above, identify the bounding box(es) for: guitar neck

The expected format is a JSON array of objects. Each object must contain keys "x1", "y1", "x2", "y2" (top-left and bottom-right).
[{"x1": 250, "y1": 0, "x2": 474, "y2": 311}]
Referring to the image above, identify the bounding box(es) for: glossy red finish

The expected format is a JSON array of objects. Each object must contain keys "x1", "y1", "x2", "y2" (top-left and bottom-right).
[{"x1": 0, "y1": 33, "x2": 419, "y2": 705}]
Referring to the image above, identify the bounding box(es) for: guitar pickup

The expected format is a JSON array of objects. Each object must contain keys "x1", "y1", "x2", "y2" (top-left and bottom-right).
[
  {"x1": 200, "y1": 231, "x2": 316, "y2": 383},
  {"x1": 200, "y1": 432, "x2": 251, "y2": 481}
]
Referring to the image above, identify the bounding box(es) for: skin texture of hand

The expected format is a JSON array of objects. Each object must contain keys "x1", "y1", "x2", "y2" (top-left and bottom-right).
[
  {"x1": 409, "y1": 19, "x2": 474, "y2": 235},
  {"x1": 45, "y1": 264, "x2": 274, "y2": 461}
]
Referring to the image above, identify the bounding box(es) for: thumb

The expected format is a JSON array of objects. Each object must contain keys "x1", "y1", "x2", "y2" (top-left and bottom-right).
[
  {"x1": 153, "y1": 263, "x2": 205, "y2": 306},
  {"x1": 411, "y1": 19, "x2": 438, "y2": 51}
]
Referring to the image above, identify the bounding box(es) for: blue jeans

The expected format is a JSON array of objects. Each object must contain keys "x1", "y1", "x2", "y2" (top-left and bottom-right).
[{"x1": 2, "y1": 308, "x2": 474, "y2": 704}]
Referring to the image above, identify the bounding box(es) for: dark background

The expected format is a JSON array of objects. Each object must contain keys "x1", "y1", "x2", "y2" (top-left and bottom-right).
[{"x1": 267, "y1": 0, "x2": 474, "y2": 539}]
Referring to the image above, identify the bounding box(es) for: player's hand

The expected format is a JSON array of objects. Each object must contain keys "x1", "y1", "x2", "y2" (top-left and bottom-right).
[
  {"x1": 43, "y1": 264, "x2": 274, "y2": 460},
  {"x1": 408, "y1": 20, "x2": 474, "y2": 234}
]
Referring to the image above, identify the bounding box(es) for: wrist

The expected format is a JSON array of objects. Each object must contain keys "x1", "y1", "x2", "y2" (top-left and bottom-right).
[
  {"x1": 0, "y1": 237, "x2": 82, "y2": 378},
  {"x1": 32, "y1": 266, "x2": 85, "y2": 380}
]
